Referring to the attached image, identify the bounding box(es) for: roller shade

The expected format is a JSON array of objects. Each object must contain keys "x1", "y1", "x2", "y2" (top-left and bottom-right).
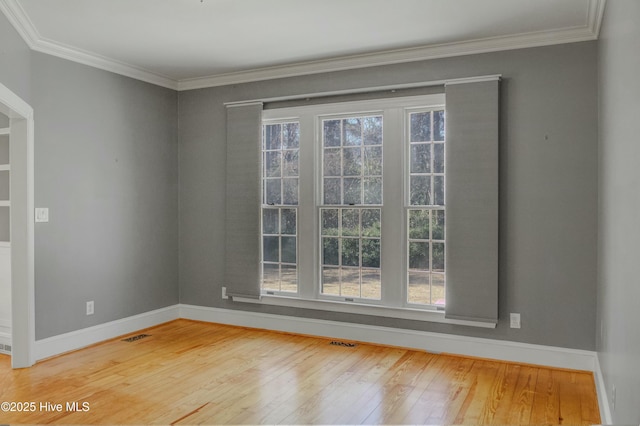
[
  {"x1": 444, "y1": 78, "x2": 500, "y2": 324},
  {"x1": 225, "y1": 102, "x2": 263, "y2": 299}
]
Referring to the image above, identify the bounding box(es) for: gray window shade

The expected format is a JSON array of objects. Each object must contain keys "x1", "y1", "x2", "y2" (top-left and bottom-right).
[
  {"x1": 225, "y1": 102, "x2": 263, "y2": 299},
  {"x1": 444, "y1": 79, "x2": 499, "y2": 324}
]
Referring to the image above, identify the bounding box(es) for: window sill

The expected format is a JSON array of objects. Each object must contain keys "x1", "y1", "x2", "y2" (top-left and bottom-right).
[{"x1": 231, "y1": 294, "x2": 496, "y2": 329}]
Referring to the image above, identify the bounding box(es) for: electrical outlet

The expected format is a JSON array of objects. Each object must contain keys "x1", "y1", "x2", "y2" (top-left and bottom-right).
[
  {"x1": 86, "y1": 300, "x2": 94, "y2": 316},
  {"x1": 510, "y1": 313, "x2": 521, "y2": 329},
  {"x1": 221, "y1": 286, "x2": 228, "y2": 300},
  {"x1": 35, "y1": 207, "x2": 49, "y2": 222}
]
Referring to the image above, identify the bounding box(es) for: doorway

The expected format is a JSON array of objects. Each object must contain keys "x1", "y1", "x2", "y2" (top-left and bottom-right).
[{"x1": 0, "y1": 82, "x2": 35, "y2": 368}]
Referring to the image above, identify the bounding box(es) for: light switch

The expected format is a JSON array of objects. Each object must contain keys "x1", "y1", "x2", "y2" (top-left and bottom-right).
[{"x1": 35, "y1": 208, "x2": 49, "y2": 222}]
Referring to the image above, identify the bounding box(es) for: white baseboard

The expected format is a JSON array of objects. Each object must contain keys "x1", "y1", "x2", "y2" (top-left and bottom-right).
[
  {"x1": 33, "y1": 305, "x2": 180, "y2": 361},
  {"x1": 179, "y1": 304, "x2": 597, "y2": 372},
  {"x1": 594, "y1": 354, "x2": 613, "y2": 424}
]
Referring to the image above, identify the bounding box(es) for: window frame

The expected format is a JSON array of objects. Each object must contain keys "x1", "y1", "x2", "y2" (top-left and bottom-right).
[
  {"x1": 255, "y1": 94, "x2": 494, "y2": 325},
  {"x1": 260, "y1": 119, "x2": 301, "y2": 297}
]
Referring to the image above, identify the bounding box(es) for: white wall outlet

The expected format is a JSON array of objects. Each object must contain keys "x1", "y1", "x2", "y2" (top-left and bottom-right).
[
  {"x1": 35, "y1": 207, "x2": 49, "y2": 222},
  {"x1": 221, "y1": 286, "x2": 228, "y2": 300},
  {"x1": 86, "y1": 300, "x2": 94, "y2": 316},
  {"x1": 510, "y1": 313, "x2": 521, "y2": 329}
]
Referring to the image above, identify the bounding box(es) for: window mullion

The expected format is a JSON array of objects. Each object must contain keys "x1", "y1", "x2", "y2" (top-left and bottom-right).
[{"x1": 380, "y1": 107, "x2": 405, "y2": 307}]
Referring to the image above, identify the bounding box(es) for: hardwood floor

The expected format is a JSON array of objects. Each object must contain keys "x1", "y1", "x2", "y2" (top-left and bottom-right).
[{"x1": 0, "y1": 319, "x2": 600, "y2": 424}]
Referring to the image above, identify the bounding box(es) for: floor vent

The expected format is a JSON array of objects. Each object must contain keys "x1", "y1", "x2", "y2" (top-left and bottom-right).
[
  {"x1": 0, "y1": 344, "x2": 11, "y2": 353},
  {"x1": 330, "y1": 340, "x2": 358, "y2": 348},
  {"x1": 122, "y1": 334, "x2": 151, "y2": 342}
]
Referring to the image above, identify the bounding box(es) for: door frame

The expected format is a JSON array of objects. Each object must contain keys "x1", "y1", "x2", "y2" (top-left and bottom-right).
[{"x1": 0, "y1": 82, "x2": 35, "y2": 368}]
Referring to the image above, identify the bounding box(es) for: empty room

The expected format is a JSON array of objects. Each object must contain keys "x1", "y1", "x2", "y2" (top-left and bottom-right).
[{"x1": 0, "y1": 0, "x2": 638, "y2": 424}]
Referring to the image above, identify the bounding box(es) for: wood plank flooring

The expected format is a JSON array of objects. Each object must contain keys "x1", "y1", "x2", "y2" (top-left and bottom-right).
[{"x1": 0, "y1": 319, "x2": 600, "y2": 424}]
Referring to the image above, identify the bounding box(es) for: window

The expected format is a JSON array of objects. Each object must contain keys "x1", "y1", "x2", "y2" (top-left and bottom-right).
[
  {"x1": 261, "y1": 122, "x2": 299, "y2": 294},
  {"x1": 230, "y1": 76, "x2": 498, "y2": 325},
  {"x1": 320, "y1": 115, "x2": 383, "y2": 301},
  {"x1": 407, "y1": 109, "x2": 446, "y2": 307},
  {"x1": 261, "y1": 94, "x2": 445, "y2": 310}
]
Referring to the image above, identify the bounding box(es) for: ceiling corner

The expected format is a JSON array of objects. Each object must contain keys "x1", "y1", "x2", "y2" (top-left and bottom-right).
[
  {"x1": 0, "y1": 0, "x2": 39, "y2": 48},
  {"x1": 0, "y1": 0, "x2": 179, "y2": 91}
]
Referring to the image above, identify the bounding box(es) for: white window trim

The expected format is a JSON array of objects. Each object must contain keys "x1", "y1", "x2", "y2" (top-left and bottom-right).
[{"x1": 256, "y1": 94, "x2": 497, "y2": 329}]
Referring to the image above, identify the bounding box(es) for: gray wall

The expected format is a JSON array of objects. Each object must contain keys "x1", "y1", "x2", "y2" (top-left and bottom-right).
[
  {"x1": 31, "y1": 53, "x2": 179, "y2": 339},
  {"x1": 179, "y1": 42, "x2": 599, "y2": 350},
  {"x1": 0, "y1": 12, "x2": 30, "y2": 103},
  {"x1": 597, "y1": 1, "x2": 640, "y2": 423}
]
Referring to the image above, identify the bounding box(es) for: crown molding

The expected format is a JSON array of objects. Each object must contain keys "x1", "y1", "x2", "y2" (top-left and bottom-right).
[
  {"x1": 0, "y1": 0, "x2": 178, "y2": 90},
  {"x1": 32, "y1": 37, "x2": 178, "y2": 90},
  {"x1": 177, "y1": 22, "x2": 601, "y2": 91},
  {"x1": 1, "y1": 0, "x2": 605, "y2": 92}
]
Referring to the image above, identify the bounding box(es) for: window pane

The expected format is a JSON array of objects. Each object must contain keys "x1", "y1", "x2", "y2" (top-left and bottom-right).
[
  {"x1": 324, "y1": 178, "x2": 341, "y2": 204},
  {"x1": 341, "y1": 239, "x2": 360, "y2": 267},
  {"x1": 433, "y1": 176, "x2": 444, "y2": 206},
  {"x1": 432, "y1": 242, "x2": 445, "y2": 272},
  {"x1": 363, "y1": 177, "x2": 382, "y2": 204},
  {"x1": 343, "y1": 147, "x2": 362, "y2": 176},
  {"x1": 262, "y1": 263, "x2": 280, "y2": 291},
  {"x1": 341, "y1": 209, "x2": 360, "y2": 237},
  {"x1": 408, "y1": 272, "x2": 430, "y2": 305},
  {"x1": 281, "y1": 236, "x2": 297, "y2": 264},
  {"x1": 361, "y1": 209, "x2": 381, "y2": 237},
  {"x1": 343, "y1": 178, "x2": 362, "y2": 204},
  {"x1": 283, "y1": 150, "x2": 299, "y2": 177},
  {"x1": 434, "y1": 143, "x2": 444, "y2": 173},
  {"x1": 321, "y1": 209, "x2": 339, "y2": 236},
  {"x1": 410, "y1": 112, "x2": 431, "y2": 142},
  {"x1": 264, "y1": 124, "x2": 281, "y2": 150},
  {"x1": 410, "y1": 176, "x2": 431, "y2": 206},
  {"x1": 363, "y1": 116, "x2": 382, "y2": 146},
  {"x1": 343, "y1": 118, "x2": 362, "y2": 146},
  {"x1": 361, "y1": 269, "x2": 381, "y2": 299},
  {"x1": 432, "y1": 210, "x2": 445, "y2": 240},
  {"x1": 281, "y1": 208, "x2": 296, "y2": 235},
  {"x1": 322, "y1": 267, "x2": 340, "y2": 295},
  {"x1": 263, "y1": 236, "x2": 279, "y2": 262},
  {"x1": 323, "y1": 120, "x2": 341, "y2": 147},
  {"x1": 410, "y1": 144, "x2": 431, "y2": 174},
  {"x1": 283, "y1": 122, "x2": 300, "y2": 149},
  {"x1": 265, "y1": 179, "x2": 281, "y2": 205},
  {"x1": 322, "y1": 238, "x2": 339, "y2": 265},
  {"x1": 280, "y1": 265, "x2": 297, "y2": 293},
  {"x1": 409, "y1": 209, "x2": 430, "y2": 239},
  {"x1": 323, "y1": 148, "x2": 341, "y2": 176},
  {"x1": 432, "y1": 274, "x2": 445, "y2": 306},
  {"x1": 282, "y1": 178, "x2": 298, "y2": 205},
  {"x1": 363, "y1": 146, "x2": 382, "y2": 175},
  {"x1": 362, "y1": 239, "x2": 380, "y2": 268},
  {"x1": 263, "y1": 209, "x2": 279, "y2": 234},
  {"x1": 409, "y1": 241, "x2": 429, "y2": 270},
  {"x1": 433, "y1": 110, "x2": 445, "y2": 142},
  {"x1": 265, "y1": 151, "x2": 281, "y2": 177},
  {"x1": 341, "y1": 269, "x2": 361, "y2": 297}
]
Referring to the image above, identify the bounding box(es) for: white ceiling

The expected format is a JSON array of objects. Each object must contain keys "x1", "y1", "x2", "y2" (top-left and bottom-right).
[{"x1": 0, "y1": 0, "x2": 605, "y2": 90}]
